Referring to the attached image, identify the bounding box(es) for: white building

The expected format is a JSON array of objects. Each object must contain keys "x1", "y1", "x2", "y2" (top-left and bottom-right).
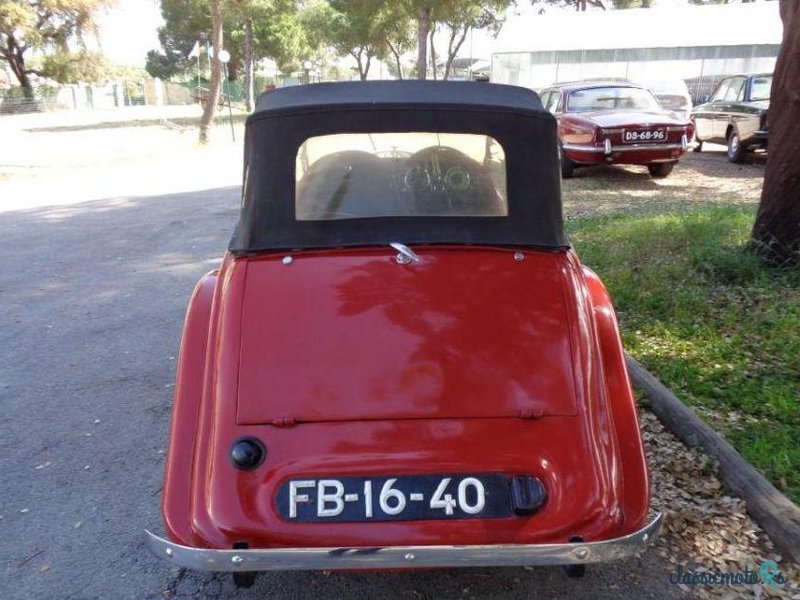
[{"x1": 491, "y1": 2, "x2": 782, "y2": 99}]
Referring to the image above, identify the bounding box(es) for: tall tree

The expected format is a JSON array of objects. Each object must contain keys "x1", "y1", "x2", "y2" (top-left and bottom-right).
[
  {"x1": 0, "y1": 0, "x2": 111, "y2": 102},
  {"x1": 322, "y1": 0, "x2": 389, "y2": 80},
  {"x1": 199, "y1": 0, "x2": 223, "y2": 144},
  {"x1": 145, "y1": 0, "x2": 214, "y2": 81},
  {"x1": 375, "y1": 1, "x2": 414, "y2": 79},
  {"x1": 147, "y1": 0, "x2": 307, "y2": 86},
  {"x1": 751, "y1": 0, "x2": 800, "y2": 264},
  {"x1": 436, "y1": 0, "x2": 509, "y2": 80}
]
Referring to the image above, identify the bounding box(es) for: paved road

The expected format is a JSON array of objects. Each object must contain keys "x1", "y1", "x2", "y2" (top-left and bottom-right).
[{"x1": 0, "y1": 182, "x2": 683, "y2": 599}]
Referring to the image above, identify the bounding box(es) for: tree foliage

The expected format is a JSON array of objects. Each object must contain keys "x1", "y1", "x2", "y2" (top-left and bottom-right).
[
  {"x1": 373, "y1": 1, "x2": 415, "y2": 79},
  {"x1": 146, "y1": 0, "x2": 308, "y2": 81},
  {"x1": 400, "y1": 0, "x2": 508, "y2": 80},
  {"x1": 0, "y1": 0, "x2": 111, "y2": 99},
  {"x1": 315, "y1": 0, "x2": 390, "y2": 80},
  {"x1": 144, "y1": 0, "x2": 208, "y2": 80},
  {"x1": 431, "y1": 0, "x2": 509, "y2": 80}
]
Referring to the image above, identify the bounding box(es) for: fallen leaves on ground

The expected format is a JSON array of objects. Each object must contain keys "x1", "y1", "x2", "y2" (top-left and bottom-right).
[{"x1": 641, "y1": 409, "x2": 800, "y2": 598}]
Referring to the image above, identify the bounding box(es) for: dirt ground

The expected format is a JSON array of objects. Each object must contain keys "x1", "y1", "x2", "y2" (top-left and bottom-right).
[
  {"x1": 1, "y1": 110, "x2": 794, "y2": 599},
  {"x1": 562, "y1": 144, "x2": 766, "y2": 219}
]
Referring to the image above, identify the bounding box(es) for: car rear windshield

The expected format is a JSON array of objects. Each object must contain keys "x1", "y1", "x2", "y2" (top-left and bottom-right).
[
  {"x1": 567, "y1": 87, "x2": 659, "y2": 112},
  {"x1": 295, "y1": 132, "x2": 508, "y2": 221},
  {"x1": 750, "y1": 76, "x2": 772, "y2": 101}
]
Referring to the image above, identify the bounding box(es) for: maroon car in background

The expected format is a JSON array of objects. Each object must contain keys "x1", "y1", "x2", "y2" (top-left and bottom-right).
[{"x1": 540, "y1": 82, "x2": 693, "y2": 178}]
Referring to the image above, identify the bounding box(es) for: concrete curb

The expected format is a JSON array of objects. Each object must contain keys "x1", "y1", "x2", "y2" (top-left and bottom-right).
[{"x1": 625, "y1": 354, "x2": 800, "y2": 564}]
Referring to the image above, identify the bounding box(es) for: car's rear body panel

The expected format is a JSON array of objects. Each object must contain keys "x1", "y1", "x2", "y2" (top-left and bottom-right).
[
  {"x1": 560, "y1": 111, "x2": 692, "y2": 166},
  {"x1": 162, "y1": 247, "x2": 649, "y2": 552},
  {"x1": 237, "y1": 248, "x2": 577, "y2": 424}
]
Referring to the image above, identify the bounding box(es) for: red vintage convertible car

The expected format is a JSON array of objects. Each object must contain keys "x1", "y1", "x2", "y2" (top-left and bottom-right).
[
  {"x1": 540, "y1": 81, "x2": 693, "y2": 178},
  {"x1": 146, "y1": 81, "x2": 661, "y2": 588}
]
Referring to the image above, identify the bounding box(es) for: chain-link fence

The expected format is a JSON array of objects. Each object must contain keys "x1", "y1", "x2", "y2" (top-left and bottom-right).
[
  {"x1": 1, "y1": 74, "x2": 287, "y2": 116},
  {"x1": 0, "y1": 78, "x2": 204, "y2": 116}
]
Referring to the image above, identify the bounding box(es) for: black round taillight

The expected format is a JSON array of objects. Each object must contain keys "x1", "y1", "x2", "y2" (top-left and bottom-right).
[{"x1": 229, "y1": 437, "x2": 266, "y2": 470}]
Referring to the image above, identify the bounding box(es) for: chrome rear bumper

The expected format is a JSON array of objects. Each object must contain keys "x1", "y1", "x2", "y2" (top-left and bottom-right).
[
  {"x1": 563, "y1": 141, "x2": 686, "y2": 153},
  {"x1": 145, "y1": 512, "x2": 662, "y2": 572}
]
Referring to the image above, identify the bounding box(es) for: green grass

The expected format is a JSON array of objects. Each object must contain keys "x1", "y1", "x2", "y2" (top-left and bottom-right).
[{"x1": 567, "y1": 206, "x2": 800, "y2": 503}]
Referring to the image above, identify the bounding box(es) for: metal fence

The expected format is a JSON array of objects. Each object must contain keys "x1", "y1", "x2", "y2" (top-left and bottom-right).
[
  {"x1": 0, "y1": 78, "x2": 203, "y2": 116},
  {"x1": 0, "y1": 75, "x2": 285, "y2": 116}
]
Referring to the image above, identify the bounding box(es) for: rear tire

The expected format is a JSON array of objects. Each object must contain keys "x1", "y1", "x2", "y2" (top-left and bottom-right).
[
  {"x1": 564, "y1": 564, "x2": 586, "y2": 578},
  {"x1": 233, "y1": 571, "x2": 257, "y2": 588},
  {"x1": 563, "y1": 535, "x2": 587, "y2": 578},
  {"x1": 727, "y1": 129, "x2": 746, "y2": 163},
  {"x1": 648, "y1": 162, "x2": 676, "y2": 178},
  {"x1": 559, "y1": 142, "x2": 575, "y2": 179}
]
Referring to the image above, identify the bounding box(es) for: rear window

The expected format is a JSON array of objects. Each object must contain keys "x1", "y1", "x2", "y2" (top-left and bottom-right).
[
  {"x1": 567, "y1": 87, "x2": 660, "y2": 112},
  {"x1": 750, "y1": 75, "x2": 772, "y2": 101},
  {"x1": 295, "y1": 132, "x2": 507, "y2": 221}
]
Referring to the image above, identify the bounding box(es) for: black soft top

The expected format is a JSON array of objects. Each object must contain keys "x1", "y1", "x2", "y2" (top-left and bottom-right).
[
  {"x1": 230, "y1": 81, "x2": 568, "y2": 254},
  {"x1": 253, "y1": 80, "x2": 547, "y2": 113}
]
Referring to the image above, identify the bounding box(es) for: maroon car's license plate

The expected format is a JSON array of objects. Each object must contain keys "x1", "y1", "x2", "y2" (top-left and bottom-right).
[
  {"x1": 276, "y1": 474, "x2": 512, "y2": 522},
  {"x1": 623, "y1": 128, "x2": 667, "y2": 143}
]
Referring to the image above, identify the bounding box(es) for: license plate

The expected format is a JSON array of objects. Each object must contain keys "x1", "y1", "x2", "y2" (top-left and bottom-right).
[
  {"x1": 276, "y1": 474, "x2": 512, "y2": 522},
  {"x1": 623, "y1": 128, "x2": 667, "y2": 143}
]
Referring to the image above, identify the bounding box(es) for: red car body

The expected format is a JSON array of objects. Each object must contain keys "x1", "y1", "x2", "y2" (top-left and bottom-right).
[
  {"x1": 146, "y1": 81, "x2": 660, "y2": 584},
  {"x1": 540, "y1": 82, "x2": 693, "y2": 178}
]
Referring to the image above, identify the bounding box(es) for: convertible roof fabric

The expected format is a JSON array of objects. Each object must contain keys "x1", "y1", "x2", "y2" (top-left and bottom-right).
[
  {"x1": 253, "y1": 80, "x2": 545, "y2": 113},
  {"x1": 230, "y1": 81, "x2": 568, "y2": 254}
]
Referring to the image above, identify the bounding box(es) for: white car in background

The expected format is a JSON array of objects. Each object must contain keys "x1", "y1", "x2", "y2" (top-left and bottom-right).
[{"x1": 645, "y1": 80, "x2": 693, "y2": 120}]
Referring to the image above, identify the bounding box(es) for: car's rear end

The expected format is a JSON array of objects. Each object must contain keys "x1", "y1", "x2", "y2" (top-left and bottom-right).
[
  {"x1": 559, "y1": 84, "x2": 693, "y2": 176},
  {"x1": 147, "y1": 81, "x2": 660, "y2": 578}
]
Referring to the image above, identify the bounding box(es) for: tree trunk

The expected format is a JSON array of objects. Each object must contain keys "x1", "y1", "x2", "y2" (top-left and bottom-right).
[
  {"x1": 388, "y1": 42, "x2": 403, "y2": 79},
  {"x1": 416, "y1": 7, "x2": 430, "y2": 80},
  {"x1": 363, "y1": 54, "x2": 371, "y2": 81},
  {"x1": 199, "y1": 0, "x2": 224, "y2": 144},
  {"x1": 244, "y1": 17, "x2": 254, "y2": 112},
  {"x1": 3, "y1": 35, "x2": 35, "y2": 101},
  {"x1": 751, "y1": 0, "x2": 800, "y2": 264},
  {"x1": 429, "y1": 26, "x2": 437, "y2": 81},
  {"x1": 443, "y1": 27, "x2": 469, "y2": 81},
  {"x1": 353, "y1": 50, "x2": 367, "y2": 81}
]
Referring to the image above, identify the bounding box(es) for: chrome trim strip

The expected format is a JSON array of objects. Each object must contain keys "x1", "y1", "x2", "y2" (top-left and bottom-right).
[
  {"x1": 563, "y1": 143, "x2": 685, "y2": 153},
  {"x1": 598, "y1": 126, "x2": 686, "y2": 134},
  {"x1": 145, "y1": 513, "x2": 662, "y2": 572}
]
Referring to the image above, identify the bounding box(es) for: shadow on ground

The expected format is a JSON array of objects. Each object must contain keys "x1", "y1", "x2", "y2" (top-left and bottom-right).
[
  {"x1": 22, "y1": 114, "x2": 249, "y2": 134},
  {"x1": 562, "y1": 151, "x2": 765, "y2": 220}
]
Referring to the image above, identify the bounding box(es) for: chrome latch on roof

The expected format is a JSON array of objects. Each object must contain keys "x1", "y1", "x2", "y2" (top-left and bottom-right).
[{"x1": 390, "y1": 243, "x2": 420, "y2": 265}]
